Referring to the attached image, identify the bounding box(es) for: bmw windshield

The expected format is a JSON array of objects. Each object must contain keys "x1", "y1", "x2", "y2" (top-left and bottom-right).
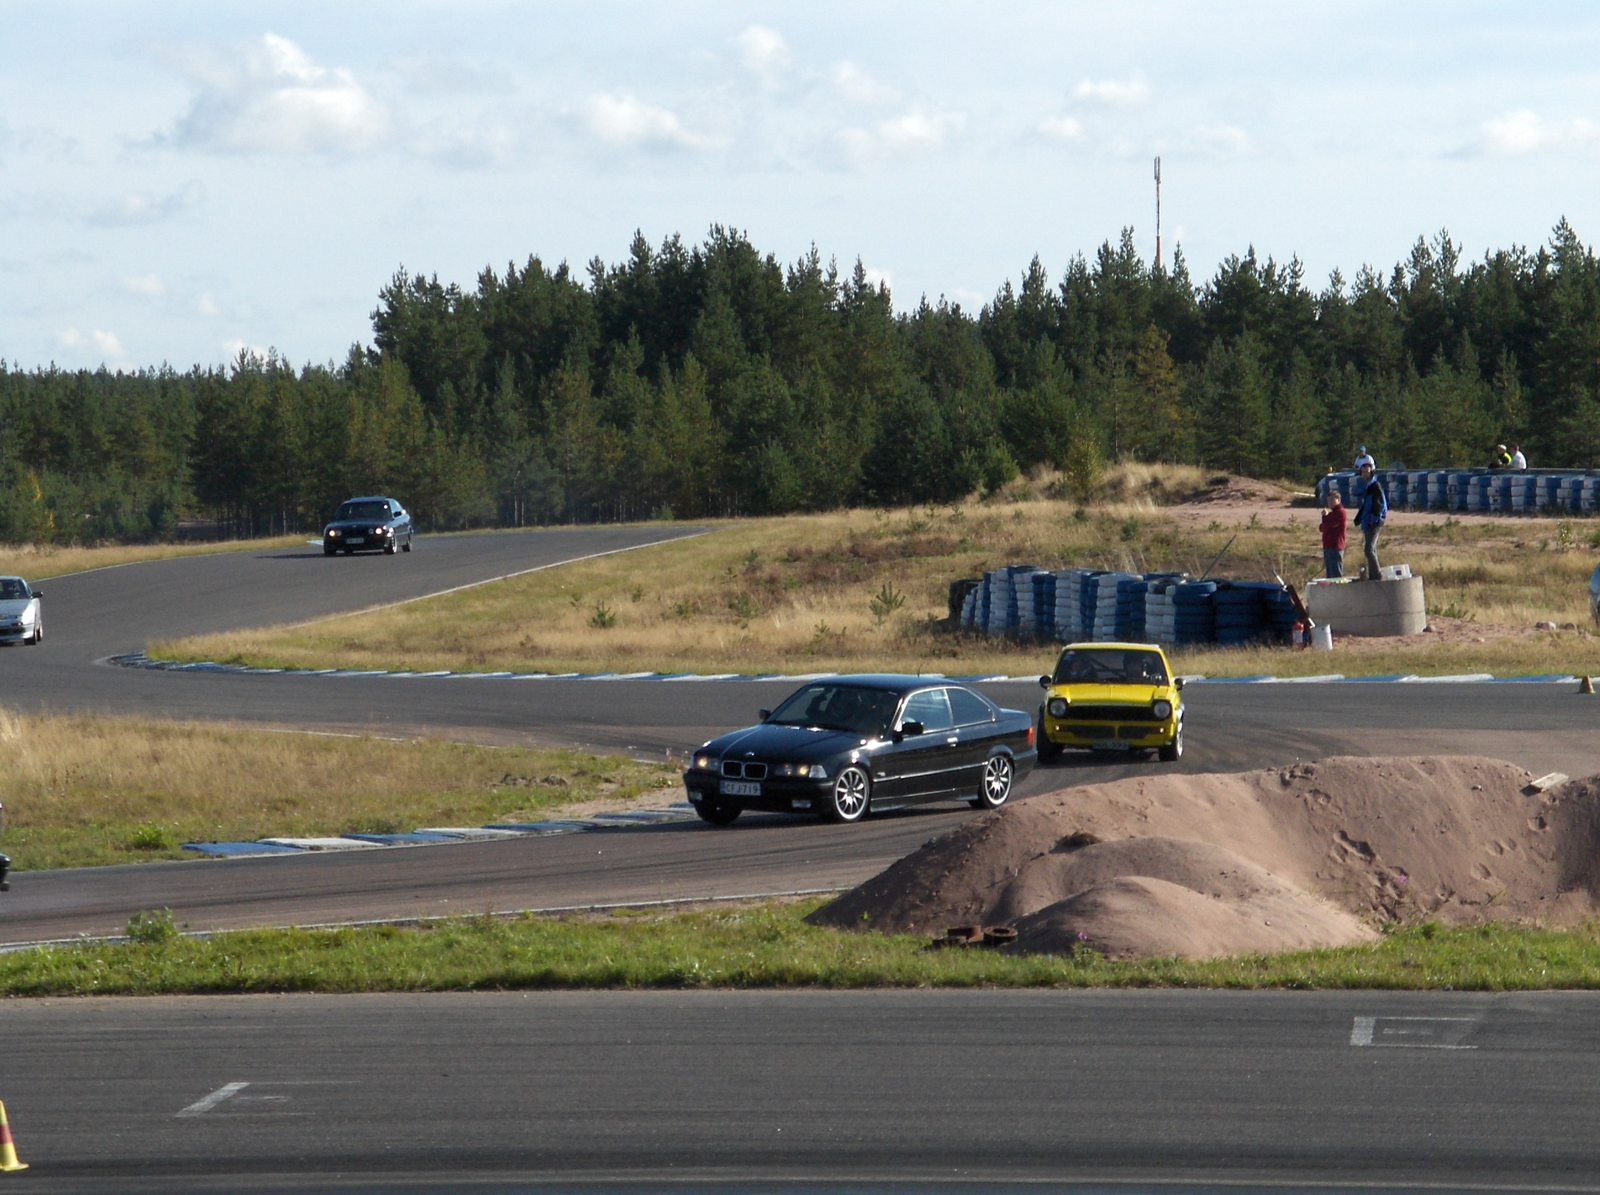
[{"x1": 766, "y1": 683, "x2": 901, "y2": 737}]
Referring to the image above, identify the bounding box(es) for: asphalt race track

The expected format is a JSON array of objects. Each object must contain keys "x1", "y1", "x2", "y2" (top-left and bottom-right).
[{"x1": 5, "y1": 526, "x2": 1600, "y2": 1191}]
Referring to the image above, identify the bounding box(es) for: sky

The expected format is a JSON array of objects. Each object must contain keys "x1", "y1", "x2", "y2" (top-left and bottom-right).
[{"x1": 6, "y1": 1, "x2": 1600, "y2": 375}]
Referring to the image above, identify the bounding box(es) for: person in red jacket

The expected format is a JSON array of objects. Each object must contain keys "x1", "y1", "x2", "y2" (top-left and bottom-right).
[{"x1": 1320, "y1": 489, "x2": 1348, "y2": 578}]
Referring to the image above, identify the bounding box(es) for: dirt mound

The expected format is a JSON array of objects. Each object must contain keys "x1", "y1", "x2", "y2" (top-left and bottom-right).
[
  {"x1": 808, "y1": 756, "x2": 1600, "y2": 960},
  {"x1": 1179, "y1": 474, "x2": 1301, "y2": 507}
]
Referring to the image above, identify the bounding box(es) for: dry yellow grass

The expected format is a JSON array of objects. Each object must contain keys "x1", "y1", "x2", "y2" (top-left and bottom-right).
[
  {"x1": 0, "y1": 709, "x2": 677, "y2": 871},
  {"x1": 155, "y1": 470, "x2": 1600, "y2": 679},
  {"x1": 0, "y1": 535, "x2": 301, "y2": 580}
]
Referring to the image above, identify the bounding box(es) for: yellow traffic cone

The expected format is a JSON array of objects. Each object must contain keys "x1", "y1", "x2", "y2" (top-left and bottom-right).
[{"x1": 0, "y1": 1100, "x2": 28, "y2": 1172}]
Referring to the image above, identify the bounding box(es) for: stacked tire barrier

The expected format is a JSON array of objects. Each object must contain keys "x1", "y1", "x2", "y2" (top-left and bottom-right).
[
  {"x1": 1319, "y1": 468, "x2": 1600, "y2": 514},
  {"x1": 958, "y1": 569, "x2": 1300, "y2": 647}
]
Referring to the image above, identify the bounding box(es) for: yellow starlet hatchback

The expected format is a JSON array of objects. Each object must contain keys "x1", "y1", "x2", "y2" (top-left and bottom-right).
[{"x1": 1036, "y1": 641, "x2": 1184, "y2": 762}]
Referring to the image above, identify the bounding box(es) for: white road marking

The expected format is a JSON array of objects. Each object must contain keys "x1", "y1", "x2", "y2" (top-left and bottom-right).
[
  {"x1": 1351, "y1": 1015, "x2": 1477, "y2": 1049},
  {"x1": 178, "y1": 1082, "x2": 249, "y2": 1117}
]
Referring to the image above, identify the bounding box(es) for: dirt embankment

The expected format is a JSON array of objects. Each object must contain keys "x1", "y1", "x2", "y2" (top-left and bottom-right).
[{"x1": 809, "y1": 756, "x2": 1600, "y2": 960}]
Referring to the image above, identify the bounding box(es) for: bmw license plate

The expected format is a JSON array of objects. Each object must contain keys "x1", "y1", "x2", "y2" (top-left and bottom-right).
[
  {"x1": 347, "y1": 536, "x2": 366, "y2": 545},
  {"x1": 719, "y1": 779, "x2": 760, "y2": 797}
]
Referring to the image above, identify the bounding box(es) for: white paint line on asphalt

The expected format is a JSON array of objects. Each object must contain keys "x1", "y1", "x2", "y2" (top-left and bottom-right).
[
  {"x1": 1350, "y1": 1015, "x2": 1477, "y2": 1049},
  {"x1": 178, "y1": 1082, "x2": 249, "y2": 1117}
]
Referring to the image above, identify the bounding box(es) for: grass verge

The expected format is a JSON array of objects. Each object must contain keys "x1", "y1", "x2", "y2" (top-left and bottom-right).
[
  {"x1": 0, "y1": 710, "x2": 678, "y2": 871},
  {"x1": 4, "y1": 901, "x2": 1599, "y2": 995},
  {"x1": 150, "y1": 473, "x2": 1600, "y2": 680},
  {"x1": 0, "y1": 535, "x2": 302, "y2": 580}
]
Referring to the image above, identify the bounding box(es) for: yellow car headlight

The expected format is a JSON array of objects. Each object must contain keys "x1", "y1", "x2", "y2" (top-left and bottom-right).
[
  {"x1": 1152, "y1": 700, "x2": 1172, "y2": 720},
  {"x1": 1047, "y1": 697, "x2": 1068, "y2": 717}
]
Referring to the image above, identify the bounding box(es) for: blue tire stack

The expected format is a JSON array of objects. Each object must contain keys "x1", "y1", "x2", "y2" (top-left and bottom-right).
[
  {"x1": 1211, "y1": 581, "x2": 1264, "y2": 647},
  {"x1": 1171, "y1": 580, "x2": 1217, "y2": 646},
  {"x1": 1029, "y1": 570, "x2": 1056, "y2": 641}
]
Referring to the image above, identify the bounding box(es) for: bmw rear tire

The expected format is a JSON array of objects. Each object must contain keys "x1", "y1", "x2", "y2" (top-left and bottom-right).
[{"x1": 971, "y1": 753, "x2": 1014, "y2": 810}]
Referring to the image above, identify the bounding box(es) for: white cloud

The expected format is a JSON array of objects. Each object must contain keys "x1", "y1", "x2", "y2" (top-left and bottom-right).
[
  {"x1": 735, "y1": 25, "x2": 791, "y2": 92},
  {"x1": 1072, "y1": 72, "x2": 1151, "y2": 108},
  {"x1": 223, "y1": 339, "x2": 273, "y2": 368},
  {"x1": 582, "y1": 92, "x2": 721, "y2": 152},
  {"x1": 57, "y1": 328, "x2": 131, "y2": 368},
  {"x1": 1470, "y1": 109, "x2": 1600, "y2": 157},
  {"x1": 165, "y1": 33, "x2": 389, "y2": 155},
  {"x1": 418, "y1": 123, "x2": 520, "y2": 169},
  {"x1": 860, "y1": 265, "x2": 893, "y2": 293},
  {"x1": 120, "y1": 274, "x2": 165, "y2": 298},
  {"x1": 1184, "y1": 123, "x2": 1254, "y2": 159},
  {"x1": 829, "y1": 61, "x2": 898, "y2": 108},
  {"x1": 1037, "y1": 114, "x2": 1087, "y2": 143},
  {"x1": 840, "y1": 106, "x2": 965, "y2": 167},
  {"x1": 86, "y1": 183, "x2": 201, "y2": 228},
  {"x1": 880, "y1": 108, "x2": 964, "y2": 153},
  {"x1": 196, "y1": 293, "x2": 221, "y2": 318}
]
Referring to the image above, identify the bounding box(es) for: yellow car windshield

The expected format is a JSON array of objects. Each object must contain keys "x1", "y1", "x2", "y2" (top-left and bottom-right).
[{"x1": 1053, "y1": 649, "x2": 1167, "y2": 685}]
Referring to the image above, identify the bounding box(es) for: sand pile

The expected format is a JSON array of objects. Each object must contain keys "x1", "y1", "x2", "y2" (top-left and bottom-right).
[{"x1": 808, "y1": 756, "x2": 1600, "y2": 960}]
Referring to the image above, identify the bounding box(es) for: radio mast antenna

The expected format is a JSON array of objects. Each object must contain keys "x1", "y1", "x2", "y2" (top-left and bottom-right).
[{"x1": 1153, "y1": 156, "x2": 1163, "y2": 271}]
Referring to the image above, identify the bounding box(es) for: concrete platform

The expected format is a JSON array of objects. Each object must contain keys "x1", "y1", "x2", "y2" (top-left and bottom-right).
[{"x1": 1304, "y1": 574, "x2": 1427, "y2": 637}]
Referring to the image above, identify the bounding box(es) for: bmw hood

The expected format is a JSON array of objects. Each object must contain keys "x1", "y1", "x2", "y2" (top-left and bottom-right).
[
  {"x1": 0, "y1": 599, "x2": 32, "y2": 619},
  {"x1": 700, "y1": 723, "x2": 869, "y2": 758}
]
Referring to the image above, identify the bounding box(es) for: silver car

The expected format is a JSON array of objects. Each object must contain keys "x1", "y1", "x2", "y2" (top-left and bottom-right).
[{"x1": 0, "y1": 576, "x2": 42, "y2": 645}]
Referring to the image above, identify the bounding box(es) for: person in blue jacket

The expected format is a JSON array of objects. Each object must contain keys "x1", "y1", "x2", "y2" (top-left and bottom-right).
[{"x1": 1353, "y1": 460, "x2": 1388, "y2": 580}]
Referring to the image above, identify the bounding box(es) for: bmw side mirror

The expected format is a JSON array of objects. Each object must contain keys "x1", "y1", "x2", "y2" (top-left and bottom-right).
[
  {"x1": 898, "y1": 720, "x2": 925, "y2": 738},
  {"x1": 758, "y1": 709, "x2": 771, "y2": 721}
]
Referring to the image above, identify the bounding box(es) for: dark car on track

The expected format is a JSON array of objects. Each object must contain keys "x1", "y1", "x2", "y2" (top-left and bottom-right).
[
  {"x1": 322, "y1": 496, "x2": 414, "y2": 556},
  {"x1": 683, "y1": 674, "x2": 1037, "y2": 826}
]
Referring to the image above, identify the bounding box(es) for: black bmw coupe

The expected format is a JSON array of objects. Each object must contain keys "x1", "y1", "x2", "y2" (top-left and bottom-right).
[
  {"x1": 683, "y1": 674, "x2": 1036, "y2": 826},
  {"x1": 322, "y1": 496, "x2": 414, "y2": 556}
]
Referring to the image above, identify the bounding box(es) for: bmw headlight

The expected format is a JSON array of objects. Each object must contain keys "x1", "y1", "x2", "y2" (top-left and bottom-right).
[
  {"x1": 693, "y1": 753, "x2": 716, "y2": 771},
  {"x1": 327, "y1": 528, "x2": 341, "y2": 537},
  {"x1": 1152, "y1": 700, "x2": 1173, "y2": 720},
  {"x1": 773, "y1": 763, "x2": 827, "y2": 779},
  {"x1": 1047, "y1": 697, "x2": 1068, "y2": 717}
]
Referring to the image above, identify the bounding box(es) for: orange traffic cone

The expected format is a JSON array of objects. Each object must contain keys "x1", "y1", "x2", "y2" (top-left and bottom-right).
[{"x1": 0, "y1": 1100, "x2": 28, "y2": 1172}]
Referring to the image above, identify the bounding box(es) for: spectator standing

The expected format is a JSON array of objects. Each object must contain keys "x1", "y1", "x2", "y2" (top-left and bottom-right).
[
  {"x1": 1353, "y1": 461, "x2": 1387, "y2": 580},
  {"x1": 1353, "y1": 444, "x2": 1375, "y2": 471},
  {"x1": 1320, "y1": 491, "x2": 1348, "y2": 578},
  {"x1": 1512, "y1": 444, "x2": 1527, "y2": 470},
  {"x1": 1490, "y1": 443, "x2": 1512, "y2": 468}
]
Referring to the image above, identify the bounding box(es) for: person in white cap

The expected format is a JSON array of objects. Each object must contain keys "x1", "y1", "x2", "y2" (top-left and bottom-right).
[{"x1": 1353, "y1": 444, "x2": 1375, "y2": 471}]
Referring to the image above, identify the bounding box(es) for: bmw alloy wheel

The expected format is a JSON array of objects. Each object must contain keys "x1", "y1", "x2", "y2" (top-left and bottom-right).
[
  {"x1": 972, "y1": 754, "x2": 1014, "y2": 810},
  {"x1": 824, "y1": 765, "x2": 871, "y2": 823}
]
